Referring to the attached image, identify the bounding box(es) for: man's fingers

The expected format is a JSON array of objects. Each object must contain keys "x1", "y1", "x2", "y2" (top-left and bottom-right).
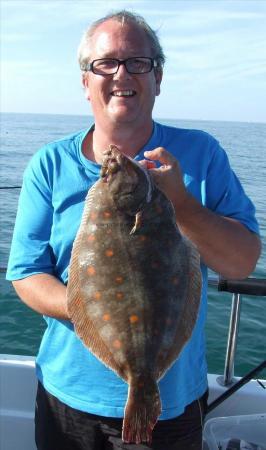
[{"x1": 144, "y1": 147, "x2": 177, "y2": 166}]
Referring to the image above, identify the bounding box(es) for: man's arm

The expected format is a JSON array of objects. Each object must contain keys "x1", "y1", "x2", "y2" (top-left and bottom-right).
[
  {"x1": 12, "y1": 274, "x2": 69, "y2": 320},
  {"x1": 171, "y1": 193, "x2": 261, "y2": 279},
  {"x1": 144, "y1": 148, "x2": 261, "y2": 280}
]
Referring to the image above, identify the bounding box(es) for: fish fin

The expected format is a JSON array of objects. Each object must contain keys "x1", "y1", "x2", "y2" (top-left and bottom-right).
[
  {"x1": 156, "y1": 237, "x2": 202, "y2": 378},
  {"x1": 68, "y1": 295, "x2": 127, "y2": 379},
  {"x1": 67, "y1": 244, "x2": 128, "y2": 380},
  {"x1": 178, "y1": 238, "x2": 202, "y2": 341},
  {"x1": 67, "y1": 182, "x2": 127, "y2": 381},
  {"x1": 122, "y1": 376, "x2": 161, "y2": 444},
  {"x1": 130, "y1": 211, "x2": 142, "y2": 234}
]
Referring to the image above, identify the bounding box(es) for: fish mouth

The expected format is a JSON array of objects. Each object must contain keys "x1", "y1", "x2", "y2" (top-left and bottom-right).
[
  {"x1": 101, "y1": 160, "x2": 121, "y2": 182},
  {"x1": 100, "y1": 157, "x2": 120, "y2": 183},
  {"x1": 100, "y1": 146, "x2": 122, "y2": 181}
]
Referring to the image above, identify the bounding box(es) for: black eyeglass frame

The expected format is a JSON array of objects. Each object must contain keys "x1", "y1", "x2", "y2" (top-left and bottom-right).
[{"x1": 86, "y1": 57, "x2": 160, "y2": 75}]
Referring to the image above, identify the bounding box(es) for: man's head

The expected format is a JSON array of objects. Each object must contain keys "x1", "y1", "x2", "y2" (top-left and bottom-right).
[
  {"x1": 78, "y1": 10, "x2": 165, "y2": 73},
  {"x1": 78, "y1": 11, "x2": 165, "y2": 130}
]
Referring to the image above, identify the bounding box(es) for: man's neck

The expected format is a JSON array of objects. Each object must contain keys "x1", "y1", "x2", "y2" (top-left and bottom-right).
[{"x1": 83, "y1": 120, "x2": 154, "y2": 163}]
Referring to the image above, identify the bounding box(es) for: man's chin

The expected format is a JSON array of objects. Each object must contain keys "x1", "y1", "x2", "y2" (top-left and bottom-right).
[{"x1": 109, "y1": 108, "x2": 139, "y2": 124}]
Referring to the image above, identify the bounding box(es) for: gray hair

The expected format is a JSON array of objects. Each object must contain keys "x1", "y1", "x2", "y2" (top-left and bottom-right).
[{"x1": 78, "y1": 10, "x2": 166, "y2": 71}]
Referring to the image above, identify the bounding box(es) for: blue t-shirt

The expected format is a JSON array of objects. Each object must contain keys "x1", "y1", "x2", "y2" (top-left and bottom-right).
[{"x1": 6, "y1": 121, "x2": 259, "y2": 419}]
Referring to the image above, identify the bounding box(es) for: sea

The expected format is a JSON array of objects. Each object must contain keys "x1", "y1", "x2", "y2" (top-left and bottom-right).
[{"x1": 0, "y1": 112, "x2": 265, "y2": 379}]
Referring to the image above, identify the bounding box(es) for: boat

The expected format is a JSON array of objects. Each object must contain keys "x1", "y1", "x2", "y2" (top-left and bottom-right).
[{"x1": 1, "y1": 277, "x2": 265, "y2": 450}]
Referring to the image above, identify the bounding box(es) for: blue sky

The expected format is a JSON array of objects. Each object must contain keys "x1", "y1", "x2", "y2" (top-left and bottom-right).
[{"x1": 1, "y1": 0, "x2": 266, "y2": 122}]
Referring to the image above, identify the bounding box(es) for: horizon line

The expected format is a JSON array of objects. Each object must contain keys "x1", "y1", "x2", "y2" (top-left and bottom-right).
[{"x1": 1, "y1": 111, "x2": 265, "y2": 126}]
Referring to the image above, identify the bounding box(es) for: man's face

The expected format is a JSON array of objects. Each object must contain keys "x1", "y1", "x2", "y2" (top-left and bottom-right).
[{"x1": 82, "y1": 19, "x2": 162, "y2": 128}]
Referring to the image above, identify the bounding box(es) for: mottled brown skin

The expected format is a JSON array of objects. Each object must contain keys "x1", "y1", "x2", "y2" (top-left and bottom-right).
[{"x1": 67, "y1": 146, "x2": 202, "y2": 444}]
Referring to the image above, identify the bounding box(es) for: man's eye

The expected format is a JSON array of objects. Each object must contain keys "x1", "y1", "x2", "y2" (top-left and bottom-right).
[
  {"x1": 132, "y1": 59, "x2": 143, "y2": 65},
  {"x1": 131, "y1": 59, "x2": 149, "y2": 69},
  {"x1": 97, "y1": 60, "x2": 116, "y2": 69}
]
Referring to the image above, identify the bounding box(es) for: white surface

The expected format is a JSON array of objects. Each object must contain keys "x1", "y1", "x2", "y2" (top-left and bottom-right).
[
  {"x1": 0, "y1": 355, "x2": 37, "y2": 450},
  {"x1": 204, "y1": 414, "x2": 266, "y2": 449},
  {"x1": 206, "y1": 373, "x2": 266, "y2": 420},
  {"x1": 1, "y1": 355, "x2": 265, "y2": 450}
]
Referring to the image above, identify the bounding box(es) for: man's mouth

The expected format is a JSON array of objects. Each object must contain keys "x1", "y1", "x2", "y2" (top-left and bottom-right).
[{"x1": 111, "y1": 90, "x2": 136, "y2": 97}]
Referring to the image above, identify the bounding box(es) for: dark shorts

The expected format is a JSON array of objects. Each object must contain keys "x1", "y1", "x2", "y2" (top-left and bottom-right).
[{"x1": 35, "y1": 381, "x2": 208, "y2": 450}]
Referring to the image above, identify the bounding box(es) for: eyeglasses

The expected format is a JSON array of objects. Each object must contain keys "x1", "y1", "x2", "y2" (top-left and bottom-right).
[{"x1": 86, "y1": 57, "x2": 160, "y2": 75}]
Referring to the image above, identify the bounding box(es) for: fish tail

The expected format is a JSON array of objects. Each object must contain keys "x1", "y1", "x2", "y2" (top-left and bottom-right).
[{"x1": 122, "y1": 375, "x2": 161, "y2": 444}]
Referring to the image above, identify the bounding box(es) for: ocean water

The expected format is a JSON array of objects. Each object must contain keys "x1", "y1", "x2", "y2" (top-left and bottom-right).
[{"x1": 0, "y1": 112, "x2": 265, "y2": 378}]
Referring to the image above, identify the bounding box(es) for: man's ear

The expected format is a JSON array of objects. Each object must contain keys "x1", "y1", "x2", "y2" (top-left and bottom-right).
[
  {"x1": 82, "y1": 73, "x2": 90, "y2": 101},
  {"x1": 155, "y1": 68, "x2": 163, "y2": 96}
]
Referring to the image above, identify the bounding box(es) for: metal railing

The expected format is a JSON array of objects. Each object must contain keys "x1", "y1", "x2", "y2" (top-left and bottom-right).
[
  {"x1": 1, "y1": 263, "x2": 266, "y2": 386},
  {"x1": 209, "y1": 276, "x2": 266, "y2": 386}
]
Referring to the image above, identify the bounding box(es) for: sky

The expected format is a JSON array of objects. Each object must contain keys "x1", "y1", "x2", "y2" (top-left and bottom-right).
[{"x1": 1, "y1": 0, "x2": 266, "y2": 122}]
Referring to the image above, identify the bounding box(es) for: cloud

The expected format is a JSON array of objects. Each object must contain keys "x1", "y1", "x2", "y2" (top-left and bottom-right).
[{"x1": 1, "y1": 0, "x2": 265, "y2": 121}]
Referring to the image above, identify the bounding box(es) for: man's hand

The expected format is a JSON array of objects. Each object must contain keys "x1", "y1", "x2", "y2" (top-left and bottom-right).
[
  {"x1": 141, "y1": 147, "x2": 261, "y2": 279},
  {"x1": 143, "y1": 147, "x2": 187, "y2": 208}
]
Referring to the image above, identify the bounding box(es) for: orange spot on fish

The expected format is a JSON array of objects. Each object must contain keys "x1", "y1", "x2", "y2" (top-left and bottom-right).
[
  {"x1": 88, "y1": 234, "x2": 95, "y2": 242},
  {"x1": 113, "y1": 339, "x2": 122, "y2": 349},
  {"x1": 105, "y1": 249, "x2": 114, "y2": 257},
  {"x1": 94, "y1": 291, "x2": 101, "y2": 300},
  {"x1": 172, "y1": 276, "x2": 179, "y2": 285},
  {"x1": 139, "y1": 235, "x2": 147, "y2": 242},
  {"x1": 116, "y1": 292, "x2": 124, "y2": 300},
  {"x1": 90, "y1": 211, "x2": 98, "y2": 221},
  {"x1": 129, "y1": 315, "x2": 139, "y2": 324},
  {"x1": 103, "y1": 313, "x2": 110, "y2": 321},
  {"x1": 115, "y1": 276, "x2": 123, "y2": 284},
  {"x1": 87, "y1": 266, "x2": 96, "y2": 276},
  {"x1": 103, "y1": 211, "x2": 112, "y2": 219}
]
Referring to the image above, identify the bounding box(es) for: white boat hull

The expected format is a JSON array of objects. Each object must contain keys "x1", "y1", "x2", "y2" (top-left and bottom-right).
[{"x1": 0, "y1": 354, "x2": 265, "y2": 450}]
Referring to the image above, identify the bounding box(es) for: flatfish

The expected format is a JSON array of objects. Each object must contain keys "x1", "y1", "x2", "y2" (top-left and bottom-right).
[{"x1": 67, "y1": 145, "x2": 202, "y2": 444}]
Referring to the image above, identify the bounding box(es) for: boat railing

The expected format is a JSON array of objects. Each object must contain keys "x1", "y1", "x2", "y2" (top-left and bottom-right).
[
  {"x1": 209, "y1": 276, "x2": 266, "y2": 387},
  {"x1": 1, "y1": 227, "x2": 266, "y2": 388}
]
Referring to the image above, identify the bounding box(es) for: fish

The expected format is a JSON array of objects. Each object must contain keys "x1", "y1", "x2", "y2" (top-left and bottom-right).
[{"x1": 67, "y1": 145, "x2": 202, "y2": 444}]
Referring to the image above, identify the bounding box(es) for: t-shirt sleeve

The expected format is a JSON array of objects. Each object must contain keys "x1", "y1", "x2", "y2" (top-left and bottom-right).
[
  {"x1": 205, "y1": 139, "x2": 260, "y2": 235},
  {"x1": 6, "y1": 150, "x2": 55, "y2": 280}
]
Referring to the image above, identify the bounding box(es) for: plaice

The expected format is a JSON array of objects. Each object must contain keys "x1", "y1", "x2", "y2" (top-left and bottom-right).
[{"x1": 67, "y1": 145, "x2": 202, "y2": 444}]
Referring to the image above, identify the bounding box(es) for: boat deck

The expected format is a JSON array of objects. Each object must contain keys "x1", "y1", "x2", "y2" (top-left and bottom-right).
[{"x1": 1, "y1": 354, "x2": 265, "y2": 450}]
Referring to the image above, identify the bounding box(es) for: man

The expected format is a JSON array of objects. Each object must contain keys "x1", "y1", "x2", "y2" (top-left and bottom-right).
[{"x1": 7, "y1": 10, "x2": 261, "y2": 450}]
